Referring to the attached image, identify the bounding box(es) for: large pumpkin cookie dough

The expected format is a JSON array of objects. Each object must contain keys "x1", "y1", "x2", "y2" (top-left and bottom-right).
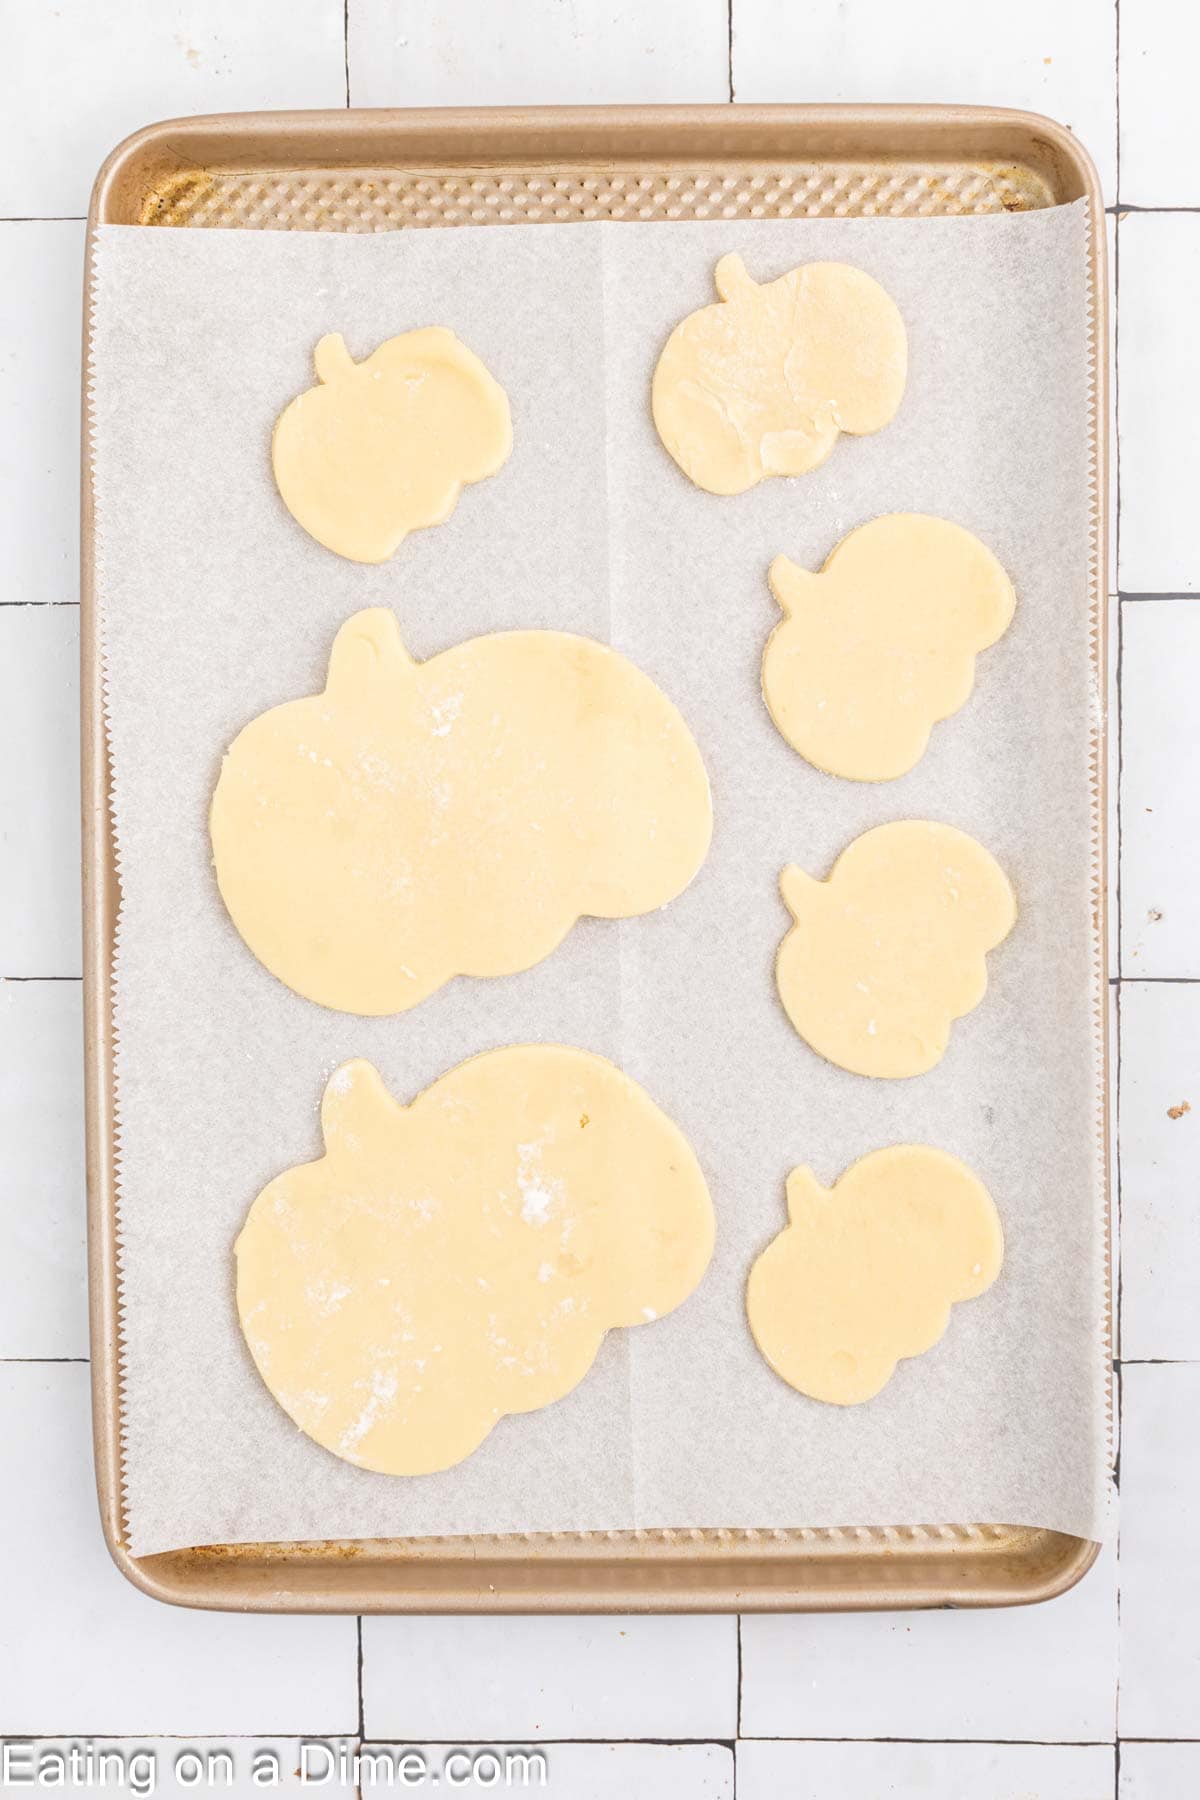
[
  {"x1": 210, "y1": 608, "x2": 712, "y2": 1014},
  {"x1": 235, "y1": 1049, "x2": 715, "y2": 1475},
  {"x1": 764, "y1": 515, "x2": 1017, "y2": 781},
  {"x1": 651, "y1": 255, "x2": 907, "y2": 495},
  {"x1": 747, "y1": 1146, "x2": 1003, "y2": 1405},
  {"x1": 272, "y1": 328, "x2": 512, "y2": 563},
  {"x1": 776, "y1": 821, "x2": 1017, "y2": 1079}
]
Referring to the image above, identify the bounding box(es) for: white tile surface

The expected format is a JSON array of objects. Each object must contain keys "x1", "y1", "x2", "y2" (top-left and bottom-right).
[
  {"x1": 731, "y1": 0, "x2": 1117, "y2": 199},
  {"x1": 1117, "y1": 216, "x2": 1200, "y2": 593},
  {"x1": 361, "y1": 1614, "x2": 737, "y2": 1740},
  {"x1": 0, "y1": 223, "x2": 83, "y2": 607},
  {"x1": 740, "y1": 1543, "x2": 1117, "y2": 1740},
  {"x1": 0, "y1": 0, "x2": 346, "y2": 217},
  {"x1": 1118, "y1": 0, "x2": 1200, "y2": 206},
  {"x1": 0, "y1": 979, "x2": 87, "y2": 1357},
  {"x1": 1121, "y1": 1741, "x2": 1200, "y2": 1800},
  {"x1": 1118, "y1": 981, "x2": 1200, "y2": 1359},
  {"x1": 1115, "y1": 209, "x2": 1122, "y2": 579},
  {"x1": 739, "y1": 1740, "x2": 1116, "y2": 1800},
  {"x1": 349, "y1": 0, "x2": 730, "y2": 106},
  {"x1": 364, "y1": 1743, "x2": 732, "y2": 1797},
  {"x1": 0, "y1": 1742, "x2": 356, "y2": 1797},
  {"x1": 1108, "y1": 980, "x2": 1121, "y2": 1364},
  {"x1": 0, "y1": 1363, "x2": 357, "y2": 1735},
  {"x1": 1119, "y1": 1363, "x2": 1200, "y2": 1738},
  {"x1": 1108, "y1": 593, "x2": 1119, "y2": 976},
  {"x1": 0, "y1": 606, "x2": 81, "y2": 977},
  {"x1": 1119, "y1": 601, "x2": 1200, "y2": 974}
]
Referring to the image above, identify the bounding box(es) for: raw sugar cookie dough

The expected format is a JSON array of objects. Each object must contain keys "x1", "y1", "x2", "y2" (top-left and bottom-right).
[
  {"x1": 235, "y1": 1048, "x2": 716, "y2": 1475},
  {"x1": 764, "y1": 514, "x2": 1017, "y2": 781},
  {"x1": 747, "y1": 1145, "x2": 1003, "y2": 1405},
  {"x1": 776, "y1": 821, "x2": 1017, "y2": 1079},
  {"x1": 651, "y1": 255, "x2": 907, "y2": 495},
  {"x1": 210, "y1": 608, "x2": 712, "y2": 1015},
  {"x1": 272, "y1": 328, "x2": 512, "y2": 563}
]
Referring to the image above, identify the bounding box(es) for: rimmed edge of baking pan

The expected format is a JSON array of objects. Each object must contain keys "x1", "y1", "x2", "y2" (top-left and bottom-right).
[{"x1": 82, "y1": 104, "x2": 1109, "y2": 1613}]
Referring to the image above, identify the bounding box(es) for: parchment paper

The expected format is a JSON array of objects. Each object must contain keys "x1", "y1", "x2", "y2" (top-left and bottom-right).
[{"x1": 90, "y1": 203, "x2": 1111, "y2": 1556}]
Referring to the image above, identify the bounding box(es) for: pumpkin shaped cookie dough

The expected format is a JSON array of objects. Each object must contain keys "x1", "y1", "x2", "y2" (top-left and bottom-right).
[
  {"x1": 747, "y1": 1146, "x2": 1003, "y2": 1405},
  {"x1": 651, "y1": 255, "x2": 907, "y2": 495},
  {"x1": 210, "y1": 608, "x2": 712, "y2": 1015},
  {"x1": 764, "y1": 515, "x2": 1017, "y2": 781},
  {"x1": 235, "y1": 1049, "x2": 715, "y2": 1475},
  {"x1": 776, "y1": 821, "x2": 1017, "y2": 1079},
  {"x1": 272, "y1": 328, "x2": 511, "y2": 563}
]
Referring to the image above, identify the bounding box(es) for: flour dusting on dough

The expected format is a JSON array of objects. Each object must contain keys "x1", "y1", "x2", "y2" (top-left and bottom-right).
[
  {"x1": 233, "y1": 1049, "x2": 715, "y2": 1476},
  {"x1": 517, "y1": 1139, "x2": 563, "y2": 1226}
]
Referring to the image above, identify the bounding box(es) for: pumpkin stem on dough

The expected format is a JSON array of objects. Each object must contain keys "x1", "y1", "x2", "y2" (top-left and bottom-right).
[
  {"x1": 713, "y1": 253, "x2": 758, "y2": 305},
  {"x1": 767, "y1": 554, "x2": 815, "y2": 617},
  {"x1": 326, "y1": 608, "x2": 416, "y2": 698},
  {"x1": 779, "y1": 863, "x2": 818, "y2": 919},
  {"x1": 785, "y1": 1166, "x2": 827, "y2": 1223},
  {"x1": 313, "y1": 332, "x2": 356, "y2": 384},
  {"x1": 320, "y1": 1059, "x2": 395, "y2": 1151}
]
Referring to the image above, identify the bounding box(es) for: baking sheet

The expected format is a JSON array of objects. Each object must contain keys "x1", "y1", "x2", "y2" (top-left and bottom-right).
[{"x1": 89, "y1": 204, "x2": 1109, "y2": 1557}]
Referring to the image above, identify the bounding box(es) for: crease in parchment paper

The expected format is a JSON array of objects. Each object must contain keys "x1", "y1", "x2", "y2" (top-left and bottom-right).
[
  {"x1": 88, "y1": 204, "x2": 1111, "y2": 1557},
  {"x1": 598, "y1": 236, "x2": 642, "y2": 1530}
]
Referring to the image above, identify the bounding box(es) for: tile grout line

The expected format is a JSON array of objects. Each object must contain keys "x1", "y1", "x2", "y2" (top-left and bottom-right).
[
  {"x1": 1118, "y1": 1737, "x2": 1200, "y2": 1744},
  {"x1": 356, "y1": 1616, "x2": 364, "y2": 1744},
  {"x1": 1116, "y1": 1363, "x2": 1125, "y2": 1759},
  {"x1": 352, "y1": 1737, "x2": 774, "y2": 1751},
  {"x1": 1116, "y1": 976, "x2": 1200, "y2": 986},
  {"x1": 724, "y1": 1736, "x2": 1120, "y2": 1747},
  {"x1": 735, "y1": 1612, "x2": 743, "y2": 1763},
  {"x1": 343, "y1": 0, "x2": 350, "y2": 108},
  {"x1": 1116, "y1": 1357, "x2": 1200, "y2": 1366},
  {"x1": 726, "y1": 0, "x2": 735, "y2": 104}
]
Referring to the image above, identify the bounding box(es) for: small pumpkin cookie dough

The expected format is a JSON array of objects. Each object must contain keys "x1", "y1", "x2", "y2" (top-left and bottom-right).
[
  {"x1": 747, "y1": 1145, "x2": 1003, "y2": 1405},
  {"x1": 272, "y1": 328, "x2": 512, "y2": 563},
  {"x1": 776, "y1": 821, "x2": 1017, "y2": 1079},
  {"x1": 210, "y1": 608, "x2": 712, "y2": 1015},
  {"x1": 651, "y1": 254, "x2": 907, "y2": 495},
  {"x1": 235, "y1": 1049, "x2": 715, "y2": 1475},
  {"x1": 764, "y1": 515, "x2": 1016, "y2": 781}
]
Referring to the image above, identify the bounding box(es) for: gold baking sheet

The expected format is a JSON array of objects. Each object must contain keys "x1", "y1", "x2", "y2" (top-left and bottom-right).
[{"x1": 82, "y1": 105, "x2": 1108, "y2": 1613}]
